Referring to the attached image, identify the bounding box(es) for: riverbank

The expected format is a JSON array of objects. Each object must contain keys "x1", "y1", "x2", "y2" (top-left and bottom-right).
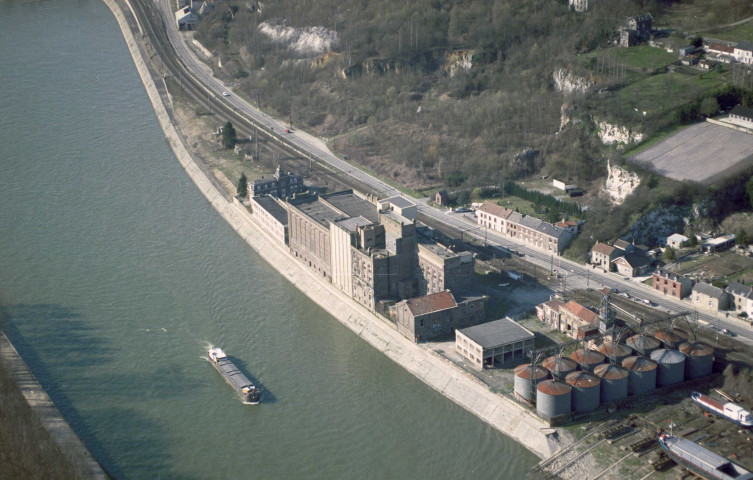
[
  {"x1": 105, "y1": 0, "x2": 569, "y2": 460},
  {"x1": 0, "y1": 332, "x2": 107, "y2": 480}
]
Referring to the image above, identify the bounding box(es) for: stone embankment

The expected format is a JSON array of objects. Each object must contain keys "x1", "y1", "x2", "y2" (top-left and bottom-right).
[
  {"x1": 107, "y1": 0, "x2": 568, "y2": 459},
  {"x1": 0, "y1": 333, "x2": 107, "y2": 480}
]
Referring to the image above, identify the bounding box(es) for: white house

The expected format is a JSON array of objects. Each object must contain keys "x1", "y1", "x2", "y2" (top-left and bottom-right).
[
  {"x1": 666, "y1": 233, "x2": 688, "y2": 249},
  {"x1": 734, "y1": 40, "x2": 753, "y2": 65}
]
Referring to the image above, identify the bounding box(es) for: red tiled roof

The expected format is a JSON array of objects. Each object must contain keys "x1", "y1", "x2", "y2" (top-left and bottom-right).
[
  {"x1": 562, "y1": 300, "x2": 598, "y2": 325},
  {"x1": 405, "y1": 291, "x2": 457, "y2": 316},
  {"x1": 556, "y1": 220, "x2": 577, "y2": 228},
  {"x1": 591, "y1": 242, "x2": 615, "y2": 255},
  {"x1": 709, "y1": 43, "x2": 734, "y2": 54},
  {"x1": 478, "y1": 201, "x2": 514, "y2": 219},
  {"x1": 542, "y1": 298, "x2": 565, "y2": 312}
]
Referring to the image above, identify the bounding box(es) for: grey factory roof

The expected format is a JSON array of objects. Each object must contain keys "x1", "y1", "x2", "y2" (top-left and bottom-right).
[
  {"x1": 334, "y1": 215, "x2": 373, "y2": 233},
  {"x1": 291, "y1": 196, "x2": 344, "y2": 227},
  {"x1": 322, "y1": 190, "x2": 378, "y2": 223},
  {"x1": 693, "y1": 282, "x2": 726, "y2": 299},
  {"x1": 458, "y1": 317, "x2": 534, "y2": 349},
  {"x1": 251, "y1": 195, "x2": 288, "y2": 225},
  {"x1": 382, "y1": 195, "x2": 415, "y2": 209}
]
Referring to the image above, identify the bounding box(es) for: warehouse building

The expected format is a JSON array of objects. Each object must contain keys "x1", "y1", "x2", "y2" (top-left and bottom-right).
[{"x1": 455, "y1": 317, "x2": 534, "y2": 369}]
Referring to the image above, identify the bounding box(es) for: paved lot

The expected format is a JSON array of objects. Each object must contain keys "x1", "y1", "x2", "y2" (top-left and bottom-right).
[{"x1": 631, "y1": 122, "x2": 753, "y2": 183}]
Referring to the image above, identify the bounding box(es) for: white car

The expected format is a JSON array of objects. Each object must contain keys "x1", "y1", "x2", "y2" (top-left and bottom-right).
[{"x1": 222, "y1": 91, "x2": 230, "y2": 97}]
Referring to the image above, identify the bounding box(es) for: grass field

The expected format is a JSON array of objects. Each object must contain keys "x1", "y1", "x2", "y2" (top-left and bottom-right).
[{"x1": 582, "y1": 46, "x2": 677, "y2": 72}]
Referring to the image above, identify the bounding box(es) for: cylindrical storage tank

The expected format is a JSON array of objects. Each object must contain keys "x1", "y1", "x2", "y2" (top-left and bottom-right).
[
  {"x1": 566, "y1": 371, "x2": 601, "y2": 413},
  {"x1": 653, "y1": 328, "x2": 682, "y2": 349},
  {"x1": 597, "y1": 342, "x2": 633, "y2": 364},
  {"x1": 514, "y1": 364, "x2": 549, "y2": 402},
  {"x1": 626, "y1": 334, "x2": 661, "y2": 356},
  {"x1": 542, "y1": 356, "x2": 578, "y2": 380},
  {"x1": 679, "y1": 342, "x2": 714, "y2": 379},
  {"x1": 650, "y1": 349, "x2": 686, "y2": 386},
  {"x1": 570, "y1": 349, "x2": 605, "y2": 373},
  {"x1": 621, "y1": 356, "x2": 658, "y2": 396},
  {"x1": 536, "y1": 380, "x2": 572, "y2": 420},
  {"x1": 594, "y1": 364, "x2": 629, "y2": 403},
  {"x1": 672, "y1": 328, "x2": 690, "y2": 342}
]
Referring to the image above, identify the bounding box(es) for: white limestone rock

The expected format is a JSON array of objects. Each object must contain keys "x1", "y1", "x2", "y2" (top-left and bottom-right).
[{"x1": 603, "y1": 160, "x2": 641, "y2": 205}]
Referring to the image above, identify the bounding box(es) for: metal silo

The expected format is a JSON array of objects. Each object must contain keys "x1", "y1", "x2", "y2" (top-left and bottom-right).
[
  {"x1": 594, "y1": 363, "x2": 629, "y2": 403},
  {"x1": 626, "y1": 334, "x2": 661, "y2": 356},
  {"x1": 514, "y1": 364, "x2": 549, "y2": 402},
  {"x1": 652, "y1": 328, "x2": 682, "y2": 349},
  {"x1": 542, "y1": 356, "x2": 577, "y2": 380},
  {"x1": 566, "y1": 371, "x2": 601, "y2": 413},
  {"x1": 536, "y1": 380, "x2": 572, "y2": 420},
  {"x1": 597, "y1": 342, "x2": 633, "y2": 364},
  {"x1": 621, "y1": 356, "x2": 658, "y2": 395},
  {"x1": 679, "y1": 342, "x2": 714, "y2": 379},
  {"x1": 570, "y1": 349, "x2": 605, "y2": 373},
  {"x1": 650, "y1": 349, "x2": 686, "y2": 386}
]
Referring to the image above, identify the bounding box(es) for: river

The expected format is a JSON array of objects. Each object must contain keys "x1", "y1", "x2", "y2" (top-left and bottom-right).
[{"x1": 0, "y1": 1, "x2": 538, "y2": 478}]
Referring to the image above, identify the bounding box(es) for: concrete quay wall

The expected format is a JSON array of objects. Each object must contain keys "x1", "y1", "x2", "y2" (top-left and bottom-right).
[
  {"x1": 0, "y1": 333, "x2": 107, "y2": 480},
  {"x1": 107, "y1": 0, "x2": 566, "y2": 459}
]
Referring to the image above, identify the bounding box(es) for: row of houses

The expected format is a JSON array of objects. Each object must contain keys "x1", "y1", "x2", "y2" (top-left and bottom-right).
[
  {"x1": 705, "y1": 40, "x2": 753, "y2": 65},
  {"x1": 652, "y1": 268, "x2": 753, "y2": 317},
  {"x1": 475, "y1": 201, "x2": 576, "y2": 256}
]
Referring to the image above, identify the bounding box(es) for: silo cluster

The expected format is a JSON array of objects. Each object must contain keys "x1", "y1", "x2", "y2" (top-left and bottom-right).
[
  {"x1": 679, "y1": 342, "x2": 714, "y2": 379},
  {"x1": 514, "y1": 364, "x2": 549, "y2": 402},
  {"x1": 653, "y1": 328, "x2": 682, "y2": 349},
  {"x1": 650, "y1": 349, "x2": 686, "y2": 386},
  {"x1": 621, "y1": 356, "x2": 658, "y2": 395},
  {"x1": 626, "y1": 334, "x2": 661, "y2": 356},
  {"x1": 570, "y1": 349, "x2": 605, "y2": 373},
  {"x1": 566, "y1": 371, "x2": 601, "y2": 413},
  {"x1": 598, "y1": 341, "x2": 633, "y2": 364},
  {"x1": 542, "y1": 356, "x2": 577, "y2": 380},
  {"x1": 536, "y1": 380, "x2": 572, "y2": 420},
  {"x1": 594, "y1": 364, "x2": 629, "y2": 403}
]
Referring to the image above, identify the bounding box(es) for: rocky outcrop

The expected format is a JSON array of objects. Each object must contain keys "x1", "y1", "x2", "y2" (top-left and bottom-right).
[
  {"x1": 627, "y1": 205, "x2": 689, "y2": 246},
  {"x1": 553, "y1": 68, "x2": 592, "y2": 95},
  {"x1": 596, "y1": 120, "x2": 644, "y2": 147},
  {"x1": 445, "y1": 51, "x2": 473, "y2": 77},
  {"x1": 603, "y1": 160, "x2": 640, "y2": 205},
  {"x1": 258, "y1": 23, "x2": 339, "y2": 57}
]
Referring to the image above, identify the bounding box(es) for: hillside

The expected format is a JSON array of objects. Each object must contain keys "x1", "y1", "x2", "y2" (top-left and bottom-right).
[{"x1": 192, "y1": 0, "x2": 753, "y2": 256}]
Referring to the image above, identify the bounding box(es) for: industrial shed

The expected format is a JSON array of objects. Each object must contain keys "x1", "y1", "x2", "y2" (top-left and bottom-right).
[{"x1": 456, "y1": 317, "x2": 534, "y2": 370}]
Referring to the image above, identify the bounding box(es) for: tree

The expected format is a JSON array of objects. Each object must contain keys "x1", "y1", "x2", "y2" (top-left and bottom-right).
[
  {"x1": 664, "y1": 246, "x2": 676, "y2": 261},
  {"x1": 746, "y1": 176, "x2": 753, "y2": 209},
  {"x1": 237, "y1": 173, "x2": 248, "y2": 198},
  {"x1": 736, "y1": 228, "x2": 749, "y2": 246},
  {"x1": 691, "y1": 36, "x2": 703, "y2": 48},
  {"x1": 222, "y1": 121, "x2": 237, "y2": 149},
  {"x1": 700, "y1": 97, "x2": 719, "y2": 117}
]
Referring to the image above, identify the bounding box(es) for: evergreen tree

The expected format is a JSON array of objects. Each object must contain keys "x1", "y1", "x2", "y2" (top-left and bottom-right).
[
  {"x1": 222, "y1": 121, "x2": 237, "y2": 149},
  {"x1": 237, "y1": 173, "x2": 248, "y2": 197},
  {"x1": 736, "y1": 228, "x2": 749, "y2": 246},
  {"x1": 664, "y1": 246, "x2": 676, "y2": 261}
]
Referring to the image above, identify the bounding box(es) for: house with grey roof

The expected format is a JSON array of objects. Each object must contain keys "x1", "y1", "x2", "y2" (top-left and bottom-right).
[
  {"x1": 251, "y1": 165, "x2": 305, "y2": 199},
  {"x1": 455, "y1": 317, "x2": 534, "y2": 369},
  {"x1": 591, "y1": 242, "x2": 619, "y2": 272},
  {"x1": 734, "y1": 40, "x2": 753, "y2": 65},
  {"x1": 475, "y1": 202, "x2": 573, "y2": 255},
  {"x1": 612, "y1": 253, "x2": 652, "y2": 278},
  {"x1": 725, "y1": 282, "x2": 753, "y2": 317},
  {"x1": 692, "y1": 282, "x2": 729, "y2": 313}
]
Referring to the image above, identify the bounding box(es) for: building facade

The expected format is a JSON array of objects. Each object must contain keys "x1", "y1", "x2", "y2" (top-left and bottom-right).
[
  {"x1": 591, "y1": 242, "x2": 618, "y2": 272},
  {"x1": 692, "y1": 282, "x2": 729, "y2": 313},
  {"x1": 475, "y1": 202, "x2": 572, "y2": 255},
  {"x1": 652, "y1": 269, "x2": 694, "y2": 299},
  {"x1": 394, "y1": 291, "x2": 486, "y2": 342},
  {"x1": 250, "y1": 195, "x2": 288, "y2": 245},
  {"x1": 251, "y1": 165, "x2": 305, "y2": 199},
  {"x1": 455, "y1": 317, "x2": 534, "y2": 369},
  {"x1": 417, "y1": 243, "x2": 474, "y2": 296},
  {"x1": 725, "y1": 282, "x2": 753, "y2": 317}
]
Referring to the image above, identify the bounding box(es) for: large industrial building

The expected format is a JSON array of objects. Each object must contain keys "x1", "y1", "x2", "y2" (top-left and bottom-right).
[{"x1": 455, "y1": 317, "x2": 534, "y2": 369}]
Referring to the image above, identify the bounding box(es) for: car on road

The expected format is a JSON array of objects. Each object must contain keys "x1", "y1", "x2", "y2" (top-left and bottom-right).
[
  {"x1": 722, "y1": 328, "x2": 736, "y2": 337},
  {"x1": 222, "y1": 91, "x2": 230, "y2": 97}
]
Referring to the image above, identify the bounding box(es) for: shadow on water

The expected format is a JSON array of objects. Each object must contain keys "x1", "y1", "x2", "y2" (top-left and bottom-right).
[
  {"x1": 0, "y1": 303, "x2": 203, "y2": 480},
  {"x1": 228, "y1": 355, "x2": 276, "y2": 404}
]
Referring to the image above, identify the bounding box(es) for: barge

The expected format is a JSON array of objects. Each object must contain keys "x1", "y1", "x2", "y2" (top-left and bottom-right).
[
  {"x1": 657, "y1": 430, "x2": 753, "y2": 480},
  {"x1": 208, "y1": 347, "x2": 261, "y2": 404},
  {"x1": 692, "y1": 392, "x2": 753, "y2": 427}
]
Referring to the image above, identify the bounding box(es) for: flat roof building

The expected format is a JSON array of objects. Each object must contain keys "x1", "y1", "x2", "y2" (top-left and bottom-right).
[
  {"x1": 250, "y1": 195, "x2": 288, "y2": 245},
  {"x1": 456, "y1": 317, "x2": 535, "y2": 369}
]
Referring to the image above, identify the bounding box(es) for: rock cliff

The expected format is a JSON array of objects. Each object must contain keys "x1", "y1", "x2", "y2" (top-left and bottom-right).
[{"x1": 603, "y1": 160, "x2": 640, "y2": 205}]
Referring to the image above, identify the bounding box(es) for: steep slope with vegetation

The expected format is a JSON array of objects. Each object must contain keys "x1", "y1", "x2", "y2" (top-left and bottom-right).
[{"x1": 194, "y1": 0, "x2": 753, "y2": 256}]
